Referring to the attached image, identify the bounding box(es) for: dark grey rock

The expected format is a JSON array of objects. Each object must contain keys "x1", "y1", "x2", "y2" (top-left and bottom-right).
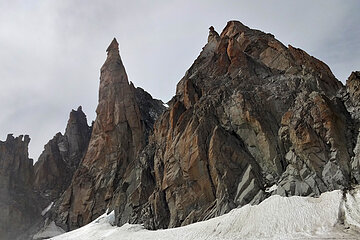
[{"x1": 0, "y1": 135, "x2": 43, "y2": 240}]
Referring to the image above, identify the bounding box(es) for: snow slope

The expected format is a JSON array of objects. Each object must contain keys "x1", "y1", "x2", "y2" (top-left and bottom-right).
[{"x1": 51, "y1": 190, "x2": 360, "y2": 240}]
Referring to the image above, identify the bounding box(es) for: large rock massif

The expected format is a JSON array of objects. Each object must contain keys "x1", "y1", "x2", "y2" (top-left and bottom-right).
[
  {"x1": 106, "y1": 21, "x2": 358, "y2": 229},
  {"x1": 1, "y1": 21, "x2": 360, "y2": 239},
  {"x1": 53, "y1": 21, "x2": 360, "y2": 231}
]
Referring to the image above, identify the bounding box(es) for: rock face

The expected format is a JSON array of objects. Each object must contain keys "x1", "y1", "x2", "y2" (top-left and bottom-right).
[
  {"x1": 53, "y1": 22, "x2": 360, "y2": 232},
  {"x1": 3, "y1": 20, "x2": 360, "y2": 238},
  {"x1": 55, "y1": 38, "x2": 165, "y2": 230},
  {"x1": 344, "y1": 72, "x2": 360, "y2": 183},
  {"x1": 0, "y1": 134, "x2": 42, "y2": 240},
  {"x1": 0, "y1": 107, "x2": 91, "y2": 239},
  {"x1": 109, "y1": 21, "x2": 358, "y2": 229},
  {"x1": 135, "y1": 87, "x2": 165, "y2": 141},
  {"x1": 34, "y1": 106, "x2": 91, "y2": 202}
]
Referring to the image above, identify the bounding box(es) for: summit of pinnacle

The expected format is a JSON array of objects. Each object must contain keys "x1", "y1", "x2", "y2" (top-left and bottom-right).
[
  {"x1": 106, "y1": 37, "x2": 119, "y2": 53},
  {"x1": 102, "y1": 37, "x2": 123, "y2": 71},
  {"x1": 208, "y1": 25, "x2": 219, "y2": 43}
]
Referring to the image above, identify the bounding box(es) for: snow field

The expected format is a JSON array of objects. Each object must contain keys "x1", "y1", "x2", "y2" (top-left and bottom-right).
[{"x1": 51, "y1": 190, "x2": 360, "y2": 240}]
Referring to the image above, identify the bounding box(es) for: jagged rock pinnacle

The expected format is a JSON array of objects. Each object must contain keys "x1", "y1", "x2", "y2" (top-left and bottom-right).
[
  {"x1": 208, "y1": 26, "x2": 219, "y2": 42},
  {"x1": 55, "y1": 36, "x2": 149, "y2": 230},
  {"x1": 33, "y1": 106, "x2": 91, "y2": 203},
  {"x1": 106, "y1": 37, "x2": 119, "y2": 53},
  {"x1": 101, "y1": 37, "x2": 124, "y2": 74},
  {"x1": 104, "y1": 38, "x2": 121, "y2": 65}
]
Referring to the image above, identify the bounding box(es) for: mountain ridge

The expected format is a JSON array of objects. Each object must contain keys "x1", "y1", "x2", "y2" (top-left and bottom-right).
[{"x1": 0, "y1": 20, "x2": 359, "y2": 239}]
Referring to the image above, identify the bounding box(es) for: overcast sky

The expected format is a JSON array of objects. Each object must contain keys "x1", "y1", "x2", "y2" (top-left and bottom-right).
[{"x1": 0, "y1": 0, "x2": 359, "y2": 161}]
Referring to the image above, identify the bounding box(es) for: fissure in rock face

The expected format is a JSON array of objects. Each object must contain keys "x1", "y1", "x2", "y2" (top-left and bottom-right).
[{"x1": 1, "y1": 21, "x2": 360, "y2": 239}]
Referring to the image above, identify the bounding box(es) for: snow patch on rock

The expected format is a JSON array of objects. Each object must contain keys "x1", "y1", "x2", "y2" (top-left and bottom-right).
[
  {"x1": 41, "y1": 202, "x2": 54, "y2": 216},
  {"x1": 265, "y1": 184, "x2": 278, "y2": 193}
]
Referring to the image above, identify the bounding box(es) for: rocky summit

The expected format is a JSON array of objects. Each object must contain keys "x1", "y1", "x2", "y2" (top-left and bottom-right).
[
  {"x1": 0, "y1": 21, "x2": 359, "y2": 239},
  {"x1": 33, "y1": 106, "x2": 92, "y2": 202},
  {"x1": 106, "y1": 21, "x2": 355, "y2": 229},
  {"x1": 54, "y1": 38, "x2": 165, "y2": 231}
]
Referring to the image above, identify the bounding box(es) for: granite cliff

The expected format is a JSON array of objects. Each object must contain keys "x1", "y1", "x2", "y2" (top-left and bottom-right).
[
  {"x1": 1, "y1": 21, "x2": 359, "y2": 239},
  {"x1": 52, "y1": 21, "x2": 360, "y2": 231},
  {"x1": 108, "y1": 21, "x2": 357, "y2": 228}
]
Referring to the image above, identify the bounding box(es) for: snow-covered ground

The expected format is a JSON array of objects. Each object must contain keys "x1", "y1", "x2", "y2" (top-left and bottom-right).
[{"x1": 50, "y1": 189, "x2": 360, "y2": 240}]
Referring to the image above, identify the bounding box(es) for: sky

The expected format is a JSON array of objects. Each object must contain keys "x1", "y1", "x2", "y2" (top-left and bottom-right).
[{"x1": 0, "y1": 0, "x2": 359, "y2": 161}]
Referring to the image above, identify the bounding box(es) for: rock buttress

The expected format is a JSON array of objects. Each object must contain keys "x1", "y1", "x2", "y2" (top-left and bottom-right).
[{"x1": 0, "y1": 135, "x2": 42, "y2": 239}]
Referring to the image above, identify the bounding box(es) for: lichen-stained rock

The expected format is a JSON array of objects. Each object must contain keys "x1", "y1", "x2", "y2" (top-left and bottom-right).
[
  {"x1": 0, "y1": 134, "x2": 42, "y2": 240},
  {"x1": 33, "y1": 106, "x2": 91, "y2": 202},
  {"x1": 55, "y1": 38, "x2": 164, "y2": 231}
]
